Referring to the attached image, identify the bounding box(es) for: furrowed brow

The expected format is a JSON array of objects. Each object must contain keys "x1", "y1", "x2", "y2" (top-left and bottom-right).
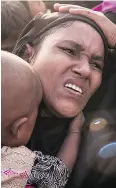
[
  {"x1": 92, "y1": 55, "x2": 104, "y2": 62},
  {"x1": 60, "y1": 40, "x2": 85, "y2": 51}
]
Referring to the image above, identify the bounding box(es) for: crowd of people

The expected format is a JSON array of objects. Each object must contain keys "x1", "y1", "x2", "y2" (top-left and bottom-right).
[{"x1": 1, "y1": 1, "x2": 116, "y2": 188}]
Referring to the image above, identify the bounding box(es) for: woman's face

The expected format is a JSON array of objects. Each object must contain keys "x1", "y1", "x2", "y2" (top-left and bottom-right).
[{"x1": 32, "y1": 21, "x2": 104, "y2": 117}]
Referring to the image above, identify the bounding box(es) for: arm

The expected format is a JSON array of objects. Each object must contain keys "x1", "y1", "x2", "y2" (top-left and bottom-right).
[
  {"x1": 27, "y1": 113, "x2": 84, "y2": 187},
  {"x1": 54, "y1": 3, "x2": 116, "y2": 48},
  {"x1": 57, "y1": 112, "x2": 85, "y2": 173}
]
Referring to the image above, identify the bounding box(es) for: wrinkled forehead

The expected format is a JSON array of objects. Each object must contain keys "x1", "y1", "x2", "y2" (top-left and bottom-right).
[
  {"x1": 41, "y1": 21, "x2": 104, "y2": 57},
  {"x1": 13, "y1": 13, "x2": 108, "y2": 59}
]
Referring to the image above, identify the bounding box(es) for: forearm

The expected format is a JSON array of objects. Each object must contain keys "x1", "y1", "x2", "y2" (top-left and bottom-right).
[{"x1": 57, "y1": 131, "x2": 81, "y2": 173}]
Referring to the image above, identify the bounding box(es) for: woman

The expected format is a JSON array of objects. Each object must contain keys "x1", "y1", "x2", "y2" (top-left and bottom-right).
[
  {"x1": 54, "y1": 3, "x2": 116, "y2": 188},
  {"x1": 13, "y1": 5, "x2": 116, "y2": 188}
]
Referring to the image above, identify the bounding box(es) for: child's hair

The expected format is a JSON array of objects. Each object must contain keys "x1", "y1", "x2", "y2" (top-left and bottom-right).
[
  {"x1": 1, "y1": 51, "x2": 42, "y2": 147},
  {"x1": 1, "y1": 1, "x2": 32, "y2": 52},
  {"x1": 1, "y1": 1, "x2": 31, "y2": 40}
]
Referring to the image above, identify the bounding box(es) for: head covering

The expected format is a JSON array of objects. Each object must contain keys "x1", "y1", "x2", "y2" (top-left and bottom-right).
[{"x1": 13, "y1": 12, "x2": 108, "y2": 59}]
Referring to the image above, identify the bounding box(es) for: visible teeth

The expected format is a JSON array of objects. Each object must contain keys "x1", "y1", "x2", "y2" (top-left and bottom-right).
[
  {"x1": 72, "y1": 85, "x2": 76, "y2": 90},
  {"x1": 65, "y1": 83, "x2": 82, "y2": 93},
  {"x1": 69, "y1": 84, "x2": 72, "y2": 88}
]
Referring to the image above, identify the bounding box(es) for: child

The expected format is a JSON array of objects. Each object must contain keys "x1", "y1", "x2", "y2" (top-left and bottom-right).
[{"x1": 1, "y1": 51, "x2": 84, "y2": 188}]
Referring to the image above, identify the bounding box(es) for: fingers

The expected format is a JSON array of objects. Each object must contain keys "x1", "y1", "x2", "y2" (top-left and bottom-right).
[
  {"x1": 79, "y1": 112, "x2": 85, "y2": 124},
  {"x1": 54, "y1": 3, "x2": 103, "y2": 20},
  {"x1": 60, "y1": 5, "x2": 89, "y2": 12},
  {"x1": 54, "y1": 3, "x2": 102, "y2": 17},
  {"x1": 54, "y1": 3, "x2": 116, "y2": 48},
  {"x1": 69, "y1": 8, "x2": 104, "y2": 23},
  {"x1": 73, "y1": 112, "x2": 85, "y2": 125},
  {"x1": 53, "y1": 3, "x2": 60, "y2": 11},
  {"x1": 54, "y1": 3, "x2": 82, "y2": 12},
  {"x1": 70, "y1": 8, "x2": 103, "y2": 17},
  {"x1": 69, "y1": 112, "x2": 85, "y2": 131},
  {"x1": 69, "y1": 8, "x2": 116, "y2": 47}
]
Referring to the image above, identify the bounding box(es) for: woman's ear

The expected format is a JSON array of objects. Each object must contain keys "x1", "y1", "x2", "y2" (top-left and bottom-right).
[
  {"x1": 10, "y1": 117, "x2": 28, "y2": 138},
  {"x1": 22, "y1": 44, "x2": 34, "y2": 63}
]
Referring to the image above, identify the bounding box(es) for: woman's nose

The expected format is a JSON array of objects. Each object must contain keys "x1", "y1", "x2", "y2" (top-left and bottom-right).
[{"x1": 72, "y1": 58, "x2": 91, "y2": 79}]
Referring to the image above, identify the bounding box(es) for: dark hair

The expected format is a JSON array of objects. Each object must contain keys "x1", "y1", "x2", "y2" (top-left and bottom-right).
[
  {"x1": 1, "y1": 1, "x2": 32, "y2": 40},
  {"x1": 13, "y1": 12, "x2": 108, "y2": 63}
]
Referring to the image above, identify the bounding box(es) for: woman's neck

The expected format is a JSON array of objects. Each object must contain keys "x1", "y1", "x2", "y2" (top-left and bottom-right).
[
  {"x1": 41, "y1": 107, "x2": 54, "y2": 117},
  {"x1": 39, "y1": 101, "x2": 55, "y2": 117}
]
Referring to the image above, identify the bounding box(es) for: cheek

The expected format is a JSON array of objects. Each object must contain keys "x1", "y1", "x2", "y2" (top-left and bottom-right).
[
  {"x1": 33, "y1": 46, "x2": 72, "y2": 74},
  {"x1": 33, "y1": 54, "x2": 69, "y2": 84}
]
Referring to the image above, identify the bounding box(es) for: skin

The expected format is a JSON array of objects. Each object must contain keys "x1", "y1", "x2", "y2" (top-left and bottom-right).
[
  {"x1": 54, "y1": 3, "x2": 116, "y2": 48},
  {"x1": 1, "y1": 53, "x2": 84, "y2": 175},
  {"x1": 1, "y1": 53, "x2": 84, "y2": 174},
  {"x1": 32, "y1": 21, "x2": 104, "y2": 118},
  {"x1": 1, "y1": 51, "x2": 42, "y2": 147}
]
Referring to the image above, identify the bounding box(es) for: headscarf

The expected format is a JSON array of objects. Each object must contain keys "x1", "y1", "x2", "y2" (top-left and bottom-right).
[{"x1": 13, "y1": 12, "x2": 108, "y2": 60}]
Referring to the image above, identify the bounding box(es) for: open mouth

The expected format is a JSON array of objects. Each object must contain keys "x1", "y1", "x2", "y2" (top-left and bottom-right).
[{"x1": 64, "y1": 83, "x2": 83, "y2": 94}]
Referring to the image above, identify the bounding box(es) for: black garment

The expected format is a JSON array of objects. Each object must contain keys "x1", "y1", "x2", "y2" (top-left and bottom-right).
[
  {"x1": 27, "y1": 117, "x2": 72, "y2": 156},
  {"x1": 67, "y1": 109, "x2": 116, "y2": 188},
  {"x1": 27, "y1": 73, "x2": 116, "y2": 188},
  {"x1": 67, "y1": 73, "x2": 116, "y2": 188}
]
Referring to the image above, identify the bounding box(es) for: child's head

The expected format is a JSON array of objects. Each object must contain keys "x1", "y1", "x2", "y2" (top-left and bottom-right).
[{"x1": 1, "y1": 51, "x2": 42, "y2": 147}]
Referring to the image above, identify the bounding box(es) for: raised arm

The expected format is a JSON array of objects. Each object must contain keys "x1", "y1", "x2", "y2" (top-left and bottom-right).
[{"x1": 57, "y1": 112, "x2": 85, "y2": 173}]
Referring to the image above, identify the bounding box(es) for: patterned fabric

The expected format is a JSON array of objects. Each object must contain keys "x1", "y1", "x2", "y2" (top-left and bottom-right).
[
  {"x1": 1, "y1": 146, "x2": 36, "y2": 188},
  {"x1": 27, "y1": 151, "x2": 69, "y2": 188}
]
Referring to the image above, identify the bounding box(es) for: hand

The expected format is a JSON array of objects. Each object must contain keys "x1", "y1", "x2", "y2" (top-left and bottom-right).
[
  {"x1": 54, "y1": 3, "x2": 116, "y2": 48},
  {"x1": 69, "y1": 112, "x2": 85, "y2": 133}
]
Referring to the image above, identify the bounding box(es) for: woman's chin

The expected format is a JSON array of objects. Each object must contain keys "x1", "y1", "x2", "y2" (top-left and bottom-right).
[{"x1": 54, "y1": 104, "x2": 81, "y2": 118}]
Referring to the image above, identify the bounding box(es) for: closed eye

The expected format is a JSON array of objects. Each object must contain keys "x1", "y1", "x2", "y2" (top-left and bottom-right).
[
  {"x1": 58, "y1": 46, "x2": 76, "y2": 56},
  {"x1": 91, "y1": 55, "x2": 104, "y2": 71},
  {"x1": 91, "y1": 61, "x2": 103, "y2": 71}
]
